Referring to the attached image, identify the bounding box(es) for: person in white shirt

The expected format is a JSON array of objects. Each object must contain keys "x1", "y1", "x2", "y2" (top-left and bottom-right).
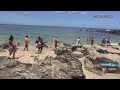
[{"x1": 76, "y1": 37, "x2": 81, "y2": 44}]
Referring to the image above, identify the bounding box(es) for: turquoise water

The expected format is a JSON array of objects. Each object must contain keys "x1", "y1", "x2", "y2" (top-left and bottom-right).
[{"x1": 0, "y1": 24, "x2": 120, "y2": 46}]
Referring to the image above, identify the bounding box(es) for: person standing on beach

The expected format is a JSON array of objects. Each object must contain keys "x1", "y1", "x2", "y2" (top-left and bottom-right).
[
  {"x1": 53, "y1": 36, "x2": 59, "y2": 49},
  {"x1": 35, "y1": 36, "x2": 48, "y2": 54},
  {"x1": 9, "y1": 35, "x2": 14, "y2": 42},
  {"x1": 8, "y1": 35, "x2": 18, "y2": 59},
  {"x1": 101, "y1": 37, "x2": 105, "y2": 45},
  {"x1": 8, "y1": 35, "x2": 14, "y2": 58},
  {"x1": 76, "y1": 37, "x2": 81, "y2": 45},
  {"x1": 89, "y1": 36, "x2": 92, "y2": 44},
  {"x1": 24, "y1": 35, "x2": 29, "y2": 51},
  {"x1": 90, "y1": 37, "x2": 94, "y2": 47},
  {"x1": 107, "y1": 37, "x2": 111, "y2": 46},
  {"x1": 12, "y1": 40, "x2": 18, "y2": 59},
  {"x1": 105, "y1": 37, "x2": 107, "y2": 44}
]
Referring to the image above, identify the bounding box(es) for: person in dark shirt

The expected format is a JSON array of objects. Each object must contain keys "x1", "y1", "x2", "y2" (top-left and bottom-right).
[
  {"x1": 107, "y1": 37, "x2": 111, "y2": 45},
  {"x1": 91, "y1": 37, "x2": 94, "y2": 47},
  {"x1": 8, "y1": 35, "x2": 14, "y2": 58},
  {"x1": 9, "y1": 35, "x2": 14, "y2": 42},
  {"x1": 35, "y1": 36, "x2": 48, "y2": 54}
]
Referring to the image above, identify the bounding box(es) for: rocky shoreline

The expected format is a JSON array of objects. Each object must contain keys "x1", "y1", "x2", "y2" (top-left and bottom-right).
[
  {"x1": 85, "y1": 29, "x2": 120, "y2": 35},
  {"x1": 0, "y1": 43, "x2": 120, "y2": 79}
]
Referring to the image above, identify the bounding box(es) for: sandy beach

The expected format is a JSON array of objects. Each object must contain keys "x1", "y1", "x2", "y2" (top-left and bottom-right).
[
  {"x1": 0, "y1": 44, "x2": 120, "y2": 79},
  {"x1": 0, "y1": 46, "x2": 56, "y2": 64}
]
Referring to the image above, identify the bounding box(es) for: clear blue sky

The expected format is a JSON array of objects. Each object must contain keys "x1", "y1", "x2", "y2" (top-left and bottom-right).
[{"x1": 0, "y1": 11, "x2": 120, "y2": 29}]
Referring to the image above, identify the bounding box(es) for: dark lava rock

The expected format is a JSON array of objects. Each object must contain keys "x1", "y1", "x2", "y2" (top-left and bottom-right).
[
  {"x1": 0, "y1": 42, "x2": 20, "y2": 50},
  {"x1": 54, "y1": 47, "x2": 72, "y2": 56},
  {"x1": 54, "y1": 55, "x2": 66, "y2": 63},
  {"x1": 59, "y1": 66, "x2": 85, "y2": 79},
  {"x1": 82, "y1": 47, "x2": 91, "y2": 56},
  {"x1": 63, "y1": 43, "x2": 72, "y2": 47},
  {"x1": 1, "y1": 43, "x2": 9, "y2": 49},
  {"x1": 5, "y1": 60, "x2": 21, "y2": 68},
  {"x1": 0, "y1": 57, "x2": 20, "y2": 68},
  {"x1": 96, "y1": 49, "x2": 109, "y2": 54},
  {"x1": 54, "y1": 46, "x2": 85, "y2": 79},
  {"x1": 40, "y1": 57, "x2": 53, "y2": 67},
  {"x1": 72, "y1": 45, "x2": 83, "y2": 51},
  {"x1": 0, "y1": 43, "x2": 86, "y2": 79},
  {"x1": 111, "y1": 47, "x2": 119, "y2": 50},
  {"x1": 0, "y1": 56, "x2": 54, "y2": 79},
  {"x1": 84, "y1": 56, "x2": 119, "y2": 75}
]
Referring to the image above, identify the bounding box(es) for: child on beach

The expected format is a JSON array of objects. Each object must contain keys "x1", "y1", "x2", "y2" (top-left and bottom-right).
[
  {"x1": 24, "y1": 35, "x2": 29, "y2": 51},
  {"x1": 53, "y1": 36, "x2": 59, "y2": 49}
]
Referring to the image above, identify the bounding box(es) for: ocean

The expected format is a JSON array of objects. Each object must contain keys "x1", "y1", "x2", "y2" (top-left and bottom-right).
[{"x1": 0, "y1": 24, "x2": 120, "y2": 46}]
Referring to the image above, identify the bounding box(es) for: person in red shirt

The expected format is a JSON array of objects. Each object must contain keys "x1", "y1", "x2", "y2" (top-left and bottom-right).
[{"x1": 90, "y1": 37, "x2": 94, "y2": 47}]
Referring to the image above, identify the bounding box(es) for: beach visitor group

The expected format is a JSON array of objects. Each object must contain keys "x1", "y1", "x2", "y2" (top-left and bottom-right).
[{"x1": 7, "y1": 35, "x2": 111, "y2": 59}]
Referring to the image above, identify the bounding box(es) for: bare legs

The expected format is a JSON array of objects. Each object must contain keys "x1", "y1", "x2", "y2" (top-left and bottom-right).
[
  {"x1": 24, "y1": 45, "x2": 28, "y2": 51},
  {"x1": 38, "y1": 47, "x2": 43, "y2": 54},
  {"x1": 13, "y1": 50, "x2": 15, "y2": 59},
  {"x1": 54, "y1": 44, "x2": 57, "y2": 49}
]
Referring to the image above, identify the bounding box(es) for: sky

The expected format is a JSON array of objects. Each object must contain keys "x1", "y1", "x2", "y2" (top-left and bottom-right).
[{"x1": 0, "y1": 11, "x2": 120, "y2": 29}]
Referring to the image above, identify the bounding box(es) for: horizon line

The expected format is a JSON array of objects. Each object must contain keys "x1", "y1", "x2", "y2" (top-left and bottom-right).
[{"x1": 0, "y1": 23, "x2": 119, "y2": 30}]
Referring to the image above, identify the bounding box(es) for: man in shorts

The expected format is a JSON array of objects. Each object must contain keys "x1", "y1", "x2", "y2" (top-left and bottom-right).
[{"x1": 24, "y1": 35, "x2": 29, "y2": 51}]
